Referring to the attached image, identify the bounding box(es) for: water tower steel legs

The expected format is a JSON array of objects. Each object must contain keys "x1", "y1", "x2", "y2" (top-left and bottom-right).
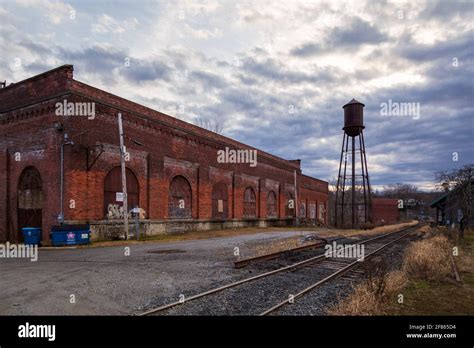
[
  {"x1": 341, "y1": 134, "x2": 349, "y2": 227},
  {"x1": 361, "y1": 131, "x2": 372, "y2": 222},
  {"x1": 334, "y1": 133, "x2": 346, "y2": 228},
  {"x1": 352, "y1": 135, "x2": 355, "y2": 228},
  {"x1": 334, "y1": 135, "x2": 343, "y2": 227},
  {"x1": 335, "y1": 129, "x2": 371, "y2": 229},
  {"x1": 359, "y1": 134, "x2": 367, "y2": 222}
]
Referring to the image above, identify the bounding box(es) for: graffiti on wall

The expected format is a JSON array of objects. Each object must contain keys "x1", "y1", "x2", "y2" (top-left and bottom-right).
[{"x1": 107, "y1": 204, "x2": 146, "y2": 219}]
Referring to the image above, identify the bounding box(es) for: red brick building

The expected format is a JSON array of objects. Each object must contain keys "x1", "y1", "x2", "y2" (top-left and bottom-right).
[
  {"x1": 0, "y1": 65, "x2": 328, "y2": 242},
  {"x1": 371, "y1": 198, "x2": 400, "y2": 224}
]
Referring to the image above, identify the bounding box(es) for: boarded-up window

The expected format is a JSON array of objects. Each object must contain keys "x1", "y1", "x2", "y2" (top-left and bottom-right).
[
  {"x1": 300, "y1": 202, "x2": 306, "y2": 218},
  {"x1": 309, "y1": 203, "x2": 316, "y2": 219},
  {"x1": 266, "y1": 190, "x2": 277, "y2": 218},
  {"x1": 212, "y1": 182, "x2": 228, "y2": 219},
  {"x1": 18, "y1": 167, "x2": 42, "y2": 210},
  {"x1": 168, "y1": 175, "x2": 192, "y2": 219},
  {"x1": 18, "y1": 166, "x2": 42, "y2": 234},
  {"x1": 243, "y1": 187, "x2": 256, "y2": 218},
  {"x1": 104, "y1": 167, "x2": 139, "y2": 219},
  {"x1": 319, "y1": 204, "x2": 325, "y2": 221}
]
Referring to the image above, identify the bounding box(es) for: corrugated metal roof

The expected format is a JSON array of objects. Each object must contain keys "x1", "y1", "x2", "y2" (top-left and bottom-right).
[{"x1": 430, "y1": 194, "x2": 448, "y2": 208}]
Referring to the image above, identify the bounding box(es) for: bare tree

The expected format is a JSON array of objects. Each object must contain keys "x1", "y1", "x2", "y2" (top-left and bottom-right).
[
  {"x1": 194, "y1": 117, "x2": 223, "y2": 134},
  {"x1": 382, "y1": 183, "x2": 419, "y2": 199},
  {"x1": 435, "y1": 164, "x2": 473, "y2": 239}
]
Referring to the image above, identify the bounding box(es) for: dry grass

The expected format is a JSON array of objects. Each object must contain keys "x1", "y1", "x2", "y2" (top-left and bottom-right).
[
  {"x1": 329, "y1": 270, "x2": 407, "y2": 315},
  {"x1": 387, "y1": 229, "x2": 474, "y2": 315},
  {"x1": 328, "y1": 228, "x2": 460, "y2": 316},
  {"x1": 402, "y1": 235, "x2": 452, "y2": 281},
  {"x1": 411, "y1": 224, "x2": 439, "y2": 239},
  {"x1": 332, "y1": 221, "x2": 418, "y2": 239},
  {"x1": 327, "y1": 229, "x2": 474, "y2": 316},
  {"x1": 457, "y1": 232, "x2": 474, "y2": 276},
  {"x1": 251, "y1": 237, "x2": 304, "y2": 258}
]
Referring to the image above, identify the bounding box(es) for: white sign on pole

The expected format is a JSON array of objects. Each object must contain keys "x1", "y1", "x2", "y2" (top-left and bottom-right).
[{"x1": 116, "y1": 192, "x2": 124, "y2": 202}]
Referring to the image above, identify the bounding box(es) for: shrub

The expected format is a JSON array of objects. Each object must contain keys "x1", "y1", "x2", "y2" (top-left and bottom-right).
[
  {"x1": 328, "y1": 258, "x2": 407, "y2": 315},
  {"x1": 402, "y1": 235, "x2": 452, "y2": 281}
]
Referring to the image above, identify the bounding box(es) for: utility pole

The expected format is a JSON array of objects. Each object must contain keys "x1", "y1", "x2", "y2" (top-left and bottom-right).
[{"x1": 118, "y1": 113, "x2": 129, "y2": 240}]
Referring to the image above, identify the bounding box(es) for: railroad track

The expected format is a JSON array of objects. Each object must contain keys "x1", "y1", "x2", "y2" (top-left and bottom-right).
[
  {"x1": 139, "y1": 223, "x2": 419, "y2": 316},
  {"x1": 233, "y1": 237, "x2": 335, "y2": 268}
]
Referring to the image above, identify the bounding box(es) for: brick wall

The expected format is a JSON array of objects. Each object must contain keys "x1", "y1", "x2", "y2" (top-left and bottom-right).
[
  {"x1": 372, "y1": 198, "x2": 400, "y2": 224},
  {"x1": 0, "y1": 65, "x2": 329, "y2": 241}
]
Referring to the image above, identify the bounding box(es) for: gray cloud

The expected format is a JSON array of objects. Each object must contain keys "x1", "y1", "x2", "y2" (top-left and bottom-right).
[
  {"x1": 290, "y1": 17, "x2": 388, "y2": 58},
  {"x1": 331, "y1": 17, "x2": 388, "y2": 46},
  {"x1": 399, "y1": 32, "x2": 474, "y2": 63},
  {"x1": 419, "y1": 0, "x2": 474, "y2": 21},
  {"x1": 1, "y1": 0, "x2": 472, "y2": 190},
  {"x1": 121, "y1": 59, "x2": 171, "y2": 83},
  {"x1": 290, "y1": 43, "x2": 322, "y2": 57},
  {"x1": 189, "y1": 70, "x2": 227, "y2": 90}
]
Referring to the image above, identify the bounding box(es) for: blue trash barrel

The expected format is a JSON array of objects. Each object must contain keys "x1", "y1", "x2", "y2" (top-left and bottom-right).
[
  {"x1": 22, "y1": 227, "x2": 41, "y2": 245},
  {"x1": 50, "y1": 225, "x2": 91, "y2": 246}
]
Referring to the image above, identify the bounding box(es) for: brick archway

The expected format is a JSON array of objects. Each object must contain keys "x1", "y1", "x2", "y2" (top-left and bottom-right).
[
  {"x1": 104, "y1": 167, "x2": 139, "y2": 219},
  {"x1": 17, "y1": 166, "x2": 42, "y2": 241},
  {"x1": 168, "y1": 175, "x2": 192, "y2": 219},
  {"x1": 243, "y1": 186, "x2": 256, "y2": 218},
  {"x1": 266, "y1": 190, "x2": 277, "y2": 218},
  {"x1": 212, "y1": 182, "x2": 228, "y2": 219},
  {"x1": 286, "y1": 192, "x2": 294, "y2": 217}
]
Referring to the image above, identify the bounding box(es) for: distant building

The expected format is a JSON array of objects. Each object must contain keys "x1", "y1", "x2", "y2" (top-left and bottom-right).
[
  {"x1": 371, "y1": 198, "x2": 400, "y2": 224},
  {"x1": 430, "y1": 182, "x2": 474, "y2": 228},
  {"x1": 399, "y1": 198, "x2": 432, "y2": 221}
]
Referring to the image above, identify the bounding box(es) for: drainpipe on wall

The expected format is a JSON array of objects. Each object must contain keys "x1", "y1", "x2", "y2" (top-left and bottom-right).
[
  {"x1": 294, "y1": 170, "x2": 299, "y2": 227},
  {"x1": 58, "y1": 133, "x2": 74, "y2": 225}
]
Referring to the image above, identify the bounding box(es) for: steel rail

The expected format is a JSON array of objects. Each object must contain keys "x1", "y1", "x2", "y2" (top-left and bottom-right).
[
  {"x1": 259, "y1": 227, "x2": 415, "y2": 316},
  {"x1": 138, "y1": 223, "x2": 417, "y2": 316},
  {"x1": 234, "y1": 239, "x2": 331, "y2": 268}
]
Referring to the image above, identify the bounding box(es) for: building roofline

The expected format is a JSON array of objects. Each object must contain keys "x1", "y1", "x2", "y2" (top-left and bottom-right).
[
  {"x1": 300, "y1": 173, "x2": 328, "y2": 185},
  {"x1": 0, "y1": 65, "x2": 73, "y2": 92},
  {"x1": 70, "y1": 78, "x2": 302, "y2": 171},
  {"x1": 430, "y1": 193, "x2": 448, "y2": 208}
]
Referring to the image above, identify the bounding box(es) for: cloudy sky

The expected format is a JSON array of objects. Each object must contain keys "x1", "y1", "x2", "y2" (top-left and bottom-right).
[{"x1": 1, "y1": 0, "x2": 473, "y2": 190}]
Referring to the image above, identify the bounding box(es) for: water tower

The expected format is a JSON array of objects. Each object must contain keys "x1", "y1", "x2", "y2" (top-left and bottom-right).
[{"x1": 334, "y1": 99, "x2": 372, "y2": 228}]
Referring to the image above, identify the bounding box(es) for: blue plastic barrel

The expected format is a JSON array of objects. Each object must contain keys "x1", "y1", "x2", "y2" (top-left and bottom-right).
[{"x1": 22, "y1": 227, "x2": 41, "y2": 245}]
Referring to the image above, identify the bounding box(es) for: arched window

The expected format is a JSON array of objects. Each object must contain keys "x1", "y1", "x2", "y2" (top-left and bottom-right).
[
  {"x1": 18, "y1": 167, "x2": 43, "y2": 236},
  {"x1": 286, "y1": 192, "x2": 294, "y2": 217},
  {"x1": 104, "y1": 167, "x2": 139, "y2": 218},
  {"x1": 243, "y1": 187, "x2": 256, "y2": 218},
  {"x1": 212, "y1": 182, "x2": 228, "y2": 219},
  {"x1": 266, "y1": 190, "x2": 277, "y2": 218},
  {"x1": 168, "y1": 175, "x2": 192, "y2": 219},
  {"x1": 300, "y1": 202, "x2": 306, "y2": 218}
]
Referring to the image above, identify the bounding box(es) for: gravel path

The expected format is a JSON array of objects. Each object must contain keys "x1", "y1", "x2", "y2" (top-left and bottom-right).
[{"x1": 0, "y1": 229, "x2": 322, "y2": 315}]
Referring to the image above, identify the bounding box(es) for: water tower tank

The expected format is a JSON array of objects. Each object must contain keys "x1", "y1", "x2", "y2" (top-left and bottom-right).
[{"x1": 343, "y1": 98, "x2": 365, "y2": 137}]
